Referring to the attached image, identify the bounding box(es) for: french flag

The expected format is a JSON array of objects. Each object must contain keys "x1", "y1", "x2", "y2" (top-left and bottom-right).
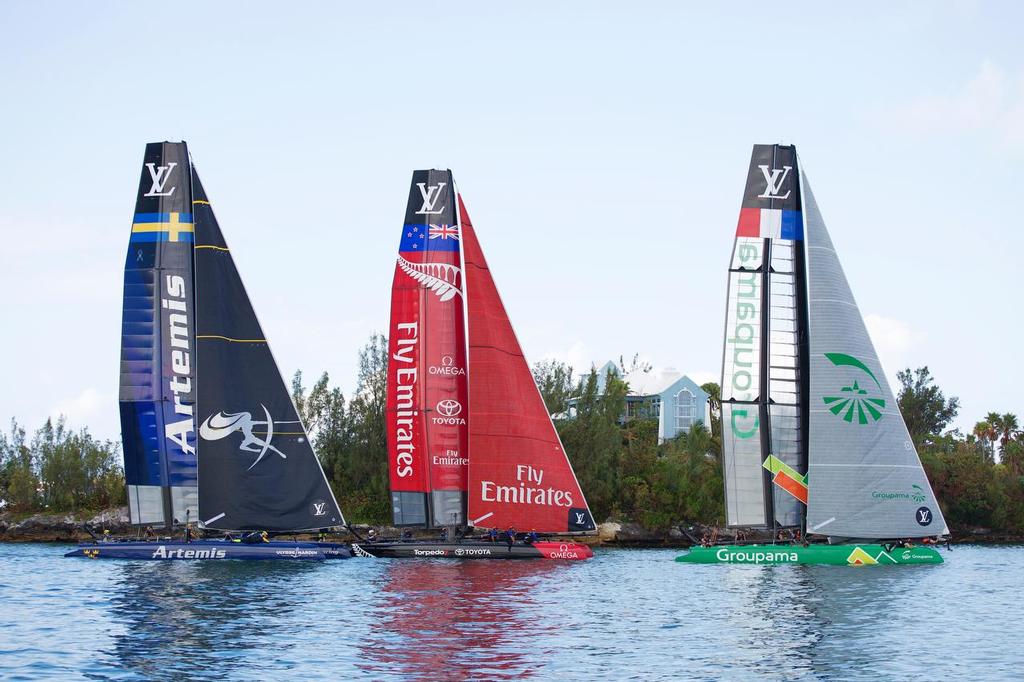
[{"x1": 736, "y1": 208, "x2": 803, "y2": 240}]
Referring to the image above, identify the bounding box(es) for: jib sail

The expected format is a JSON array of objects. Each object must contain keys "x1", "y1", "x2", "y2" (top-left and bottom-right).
[
  {"x1": 802, "y1": 168, "x2": 947, "y2": 539},
  {"x1": 119, "y1": 142, "x2": 198, "y2": 527},
  {"x1": 721, "y1": 144, "x2": 807, "y2": 529},
  {"x1": 461, "y1": 195, "x2": 595, "y2": 534},
  {"x1": 386, "y1": 170, "x2": 470, "y2": 527},
  {"x1": 192, "y1": 167, "x2": 343, "y2": 532}
]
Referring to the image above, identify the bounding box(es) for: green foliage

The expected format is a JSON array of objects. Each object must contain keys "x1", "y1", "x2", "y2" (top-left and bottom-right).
[
  {"x1": 0, "y1": 417, "x2": 124, "y2": 512},
  {"x1": 532, "y1": 359, "x2": 575, "y2": 415},
  {"x1": 897, "y1": 366, "x2": 960, "y2": 448},
  {"x1": 295, "y1": 334, "x2": 391, "y2": 524}
]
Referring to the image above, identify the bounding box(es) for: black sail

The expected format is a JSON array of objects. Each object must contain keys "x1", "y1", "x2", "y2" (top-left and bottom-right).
[{"x1": 192, "y1": 169, "x2": 343, "y2": 531}]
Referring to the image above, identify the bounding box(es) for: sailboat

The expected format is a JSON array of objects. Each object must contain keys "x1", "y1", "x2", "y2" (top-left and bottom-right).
[
  {"x1": 66, "y1": 141, "x2": 349, "y2": 560},
  {"x1": 677, "y1": 144, "x2": 947, "y2": 566},
  {"x1": 351, "y1": 170, "x2": 595, "y2": 559}
]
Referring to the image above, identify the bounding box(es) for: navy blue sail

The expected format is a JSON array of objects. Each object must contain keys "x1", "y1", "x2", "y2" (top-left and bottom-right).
[
  {"x1": 119, "y1": 142, "x2": 198, "y2": 527},
  {"x1": 192, "y1": 168, "x2": 344, "y2": 531}
]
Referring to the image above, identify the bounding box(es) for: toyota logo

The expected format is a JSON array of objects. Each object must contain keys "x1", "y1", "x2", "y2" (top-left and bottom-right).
[{"x1": 436, "y1": 399, "x2": 462, "y2": 417}]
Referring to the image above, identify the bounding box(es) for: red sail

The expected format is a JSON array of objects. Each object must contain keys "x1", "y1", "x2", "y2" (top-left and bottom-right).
[
  {"x1": 462, "y1": 196, "x2": 595, "y2": 533},
  {"x1": 386, "y1": 170, "x2": 469, "y2": 527}
]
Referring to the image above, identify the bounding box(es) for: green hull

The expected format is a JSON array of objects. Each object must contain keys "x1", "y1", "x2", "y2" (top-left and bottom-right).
[{"x1": 675, "y1": 544, "x2": 943, "y2": 566}]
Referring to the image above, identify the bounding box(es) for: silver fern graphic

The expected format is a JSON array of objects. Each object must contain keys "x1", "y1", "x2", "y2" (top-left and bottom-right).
[{"x1": 397, "y1": 256, "x2": 463, "y2": 301}]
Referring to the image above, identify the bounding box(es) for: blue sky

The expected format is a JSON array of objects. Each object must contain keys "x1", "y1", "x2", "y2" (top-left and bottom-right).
[{"x1": 0, "y1": 2, "x2": 1021, "y2": 441}]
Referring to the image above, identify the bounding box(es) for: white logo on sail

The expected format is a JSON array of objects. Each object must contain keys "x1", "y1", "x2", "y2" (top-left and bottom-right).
[
  {"x1": 436, "y1": 399, "x2": 463, "y2": 417},
  {"x1": 144, "y1": 162, "x2": 178, "y2": 197},
  {"x1": 312, "y1": 501, "x2": 328, "y2": 516},
  {"x1": 199, "y1": 405, "x2": 293, "y2": 470},
  {"x1": 397, "y1": 255, "x2": 463, "y2": 301},
  {"x1": 575, "y1": 512, "x2": 586, "y2": 524},
  {"x1": 757, "y1": 165, "x2": 792, "y2": 200},
  {"x1": 415, "y1": 182, "x2": 446, "y2": 215}
]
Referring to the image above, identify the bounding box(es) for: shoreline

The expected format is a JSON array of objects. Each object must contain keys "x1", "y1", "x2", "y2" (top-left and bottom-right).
[{"x1": 3, "y1": 508, "x2": 1022, "y2": 547}]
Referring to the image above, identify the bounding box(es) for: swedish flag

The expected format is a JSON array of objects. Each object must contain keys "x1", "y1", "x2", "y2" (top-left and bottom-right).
[{"x1": 130, "y1": 212, "x2": 194, "y2": 243}]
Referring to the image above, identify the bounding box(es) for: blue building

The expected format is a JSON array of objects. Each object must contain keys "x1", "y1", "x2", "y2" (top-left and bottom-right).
[{"x1": 568, "y1": 361, "x2": 710, "y2": 443}]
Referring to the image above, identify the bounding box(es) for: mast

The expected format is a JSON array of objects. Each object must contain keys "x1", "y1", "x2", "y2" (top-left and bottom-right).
[
  {"x1": 386, "y1": 170, "x2": 469, "y2": 528},
  {"x1": 119, "y1": 142, "x2": 198, "y2": 528},
  {"x1": 722, "y1": 144, "x2": 806, "y2": 530}
]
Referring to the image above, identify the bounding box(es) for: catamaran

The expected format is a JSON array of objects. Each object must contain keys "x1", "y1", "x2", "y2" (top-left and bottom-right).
[
  {"x1": 66, "y1": 142, "x2": 349, "y2": 560},
  {"x1": 351, "y1": 170, "x2": 594, "y2": 560},
  {"x1": 677, "y1": 144, "x2": 948, "y2": 566}
]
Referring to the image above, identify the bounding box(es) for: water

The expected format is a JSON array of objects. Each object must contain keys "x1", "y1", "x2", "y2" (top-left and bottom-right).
[{"x1": 0, "y1": 544, "x2": 1021, "y2": 680}]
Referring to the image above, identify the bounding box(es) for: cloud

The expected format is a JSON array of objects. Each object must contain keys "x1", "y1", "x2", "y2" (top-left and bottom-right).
[
  {"x1": 865, "y1": 314, "x2": 925, "y2": 374},
  {"x1": 540, "y1": 341, "x2": 593, "y2": 373},
  {"x1": 51, "y1": 388, "x2": 109, "y2": 430},
  {"x1": 883, "y1": 60, "x2": 1024, "y2": 148}
]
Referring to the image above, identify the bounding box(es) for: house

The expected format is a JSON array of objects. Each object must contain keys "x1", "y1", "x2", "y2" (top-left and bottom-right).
[{"x1": 568, "y1": 361, "x2": 710, "y2": 443}]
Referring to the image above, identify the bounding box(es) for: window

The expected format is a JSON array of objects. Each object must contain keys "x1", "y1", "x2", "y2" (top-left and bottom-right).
[{"x1": 675, "y1": 389, "x2": 695, "y2": 431}]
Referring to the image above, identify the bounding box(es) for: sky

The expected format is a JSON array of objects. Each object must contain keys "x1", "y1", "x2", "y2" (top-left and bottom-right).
[{"x1": 0, "y1": 2, "x2": 1021, "y2": 442}]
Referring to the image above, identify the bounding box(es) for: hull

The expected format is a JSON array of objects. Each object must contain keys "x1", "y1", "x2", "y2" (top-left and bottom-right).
[
  {"x1": 64, "y1": 539, "x2": 352, "y2": 561},
  {"x1": 675, "y1": 543, "x2": 943, "y2": 565},
  {"x1": 351, "y1": 540, "x2": 592, "y2": 560}
]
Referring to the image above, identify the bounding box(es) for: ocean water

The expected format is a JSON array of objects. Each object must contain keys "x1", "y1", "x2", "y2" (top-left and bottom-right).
[{"x1": 0, "y1": 543, "x2": 1021, "y2": 680}]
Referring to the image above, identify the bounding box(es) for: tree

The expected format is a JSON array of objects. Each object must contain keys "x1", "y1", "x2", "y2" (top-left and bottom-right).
[
  {"x1": 896, "y1": 367, "x2": 960, "y2": 447},
  {"x1": 532, "y1": 359, "x2": 575, "y2": 416},
  {"x1": 701, "y1": 382, "x2": 721, "y2": 440}
]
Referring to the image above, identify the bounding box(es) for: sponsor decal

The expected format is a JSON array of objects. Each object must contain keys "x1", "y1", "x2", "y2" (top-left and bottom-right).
[
  {"x1": 433, "y1": 449, "x2": 468, "y2": 467},
  {"x1": 726, "y1": 240, "x2": 761, "y2": 440},
  {"x1": 413, "y1": 548, "x2": 447, "y2": 556},
  {"x1": 429, "y1": 355, "x2": 465, "y2": 376},
  {"x1": 311, "y1": 499, "x2": 328, "y2": 517},
  {"x1": 822, "y1": 353, "x2": 886, "y2": 424},
  {"x1": 152, "y1": 545, "x2": 227, "y2": 559},
  {"x1": 415, "y1": 182, "x2": 446, "y2": 215},
  {"x1": 762, "y1": 454, "x2": 808, "y2": 505},
  {"x1": 455, "y1": 547, "x2": 493, "y2": 556},
  {"x1": 715, "y1": 547, "x2": 799, "y2": 563},
  {"x1": 872, "y1": 484, "x2": 927, "y2": 503},
  {"x1": 144, "y1": 162, "x2": 177, "y2": 197},
  {"x1": 543, "y1": 543, "x2": 583, "y2": 560},
  {"x1": 391, "y1": 322, "x2": 419, "y2": 479},
  {"x1": 397, "y1": 256, "x2": 463, "y2": 301},
  {"x1": 432, "y1": 399, "x2": 466, "y2": 426},
  {"x1": 163, "y1": 274, "x2": 196, "y2": 455},
  {"x1": 480, "y1": 465, "x2": 574, "y2": 508},
  {"x1": 916, "y1": 506, "x2": 933, "y2": 526},
  {"x1": 199, "y1": 405, "x2": 296, "y2": 470},
  {"x1": 846, "y1": 546, "x2": 879, "y2": 565},
  {"x1": 757, "y1": 164, "x2": 793, "y2": 200}
]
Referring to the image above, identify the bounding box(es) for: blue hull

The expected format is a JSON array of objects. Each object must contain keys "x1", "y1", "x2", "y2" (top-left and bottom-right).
[{"x1": 64, "y1": 539, "x2": 351, "y2": 561}]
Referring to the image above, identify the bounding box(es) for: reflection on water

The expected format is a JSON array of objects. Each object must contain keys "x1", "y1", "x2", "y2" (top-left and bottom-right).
[
  {"x1": 1, "y1": 544, "x2": 1022, "y2": 680},
  {"x1": 361, "y1": 561, "x2": 564, "y2": 680},
  {"x1": 109, "y1": 561, "x2": 321, "y2": 679}
]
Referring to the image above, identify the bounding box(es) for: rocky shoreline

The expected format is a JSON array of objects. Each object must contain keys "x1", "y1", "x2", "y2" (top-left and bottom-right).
[{"x1": 2, "y1": 507, "x2": 1022, "y2": 546}]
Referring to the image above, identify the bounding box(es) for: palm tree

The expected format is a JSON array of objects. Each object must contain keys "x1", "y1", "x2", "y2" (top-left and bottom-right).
[
  {"x1": 999, "y1": 413, "x2": 1019, "y2": 451},
  {"x1": 975, "y1": 413, "x2": 1000, "y2": 461}
]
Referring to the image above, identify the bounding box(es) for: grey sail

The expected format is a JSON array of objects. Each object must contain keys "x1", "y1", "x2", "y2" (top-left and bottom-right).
[
  {"x1": 802, "y1": 170, "x2": 948, "y2": 539},
  {"x1": 721, "y1": 144, "x2": 806, "y2": 529}
]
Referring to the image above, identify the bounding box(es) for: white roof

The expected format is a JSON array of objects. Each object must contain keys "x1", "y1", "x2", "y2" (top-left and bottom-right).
[{"x1": 621, "y1": 367, "x2": 683, "y2": 396}]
